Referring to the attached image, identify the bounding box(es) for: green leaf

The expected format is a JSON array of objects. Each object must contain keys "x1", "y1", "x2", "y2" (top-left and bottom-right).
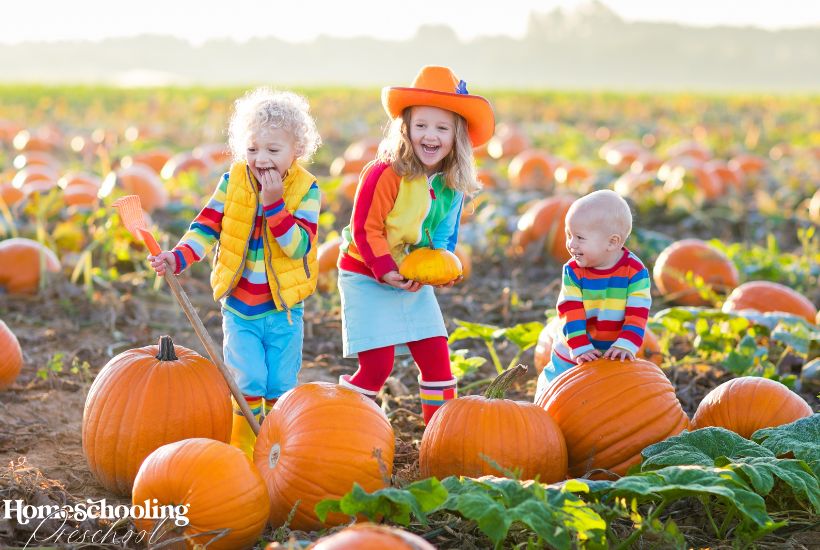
[
  {"x1": 452, "y1": 491, "x2": 512, "y2": 546},
  {"x1": 611, "y1": 465, "x2": 775, "y2": 528},
  {"x1": 641, "y1": 428, "x2": 774, "y2": 471},
  {"x1": 496, "y1": 321, "x2": 544, "y2": 350},
  {"x1": 449, "y1": 319, "x2": 500, "y2": 343},
  {"x1": 753, "y1": 414, "x2": 820, "y2": 476},
  {"x1": 315, "y1": 479, "x2": 447, "y2": 526},
  {"x1": 715, "y1": 456, "x2": 820, "y2": 513}
]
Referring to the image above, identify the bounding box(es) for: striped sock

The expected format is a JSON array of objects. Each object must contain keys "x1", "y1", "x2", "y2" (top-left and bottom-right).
[
  {"x1": 264, "y1": 398, "x2": 277, "y2": 415},
  {"x1": 418, "y1": 377, "x2": 458, "y2": 424},
  {"x1": 232, "y1": 395, "x2": 263, "y2": 416}
]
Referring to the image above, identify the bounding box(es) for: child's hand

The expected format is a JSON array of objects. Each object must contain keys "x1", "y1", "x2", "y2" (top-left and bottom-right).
[
  {"x1": 259, "y1": 168, "x2": 284, "y2": 206},
  {"x1": 575, "y1": 349, "x2": 602, "y2": 364},
  {"x1": 382, "y1": 271, "x2": 422, "y2": 292},
  {"x1": 148, "y1": 251, "x2": 178, "y2": 276},
  {"x1": 603, "y1": 346, "x2": 635, "y2": 362}
]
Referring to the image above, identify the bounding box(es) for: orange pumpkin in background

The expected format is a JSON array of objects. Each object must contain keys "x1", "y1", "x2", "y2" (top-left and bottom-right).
[
  {"x1": 82, "y1": 336, "x2": 231, "y2": 495},
  {"x1": 308, "y1": 523, "x2": 436, "y2": 550},
  {"x1": 121, "y1": 149, "x2": 174, "y2": 175},
  {"x1": 133, "y1": 438, "x2": 269, "y2": 550},
  {"x1": 316, "y1": 236, "x2": 343, "y2": 292},
  {"x1": 160, "y1": 152, "x2": 212, "y2": 180},
  {"x1": 721, "y1": 281, "x2": 817, "y2": 324},
  {"x1": 337, "y1": 173, "x2": 359, "y2": 202},
  {"x1": 453, "y1": 244, "x2": 472, "y2": 281},
  {"x1": 420, "y1": 365, "x2": 568, "y2": 483},
  {"x1": 653, "y1": 239, "x2": 738, "y2": 306},
  {"x1": 599, "y1": 139, "x2": 647, "y2": 171},
  {"x1": 0, "y1": 238, "x2": 61, "y2": 294},
  {"x1": 0, "y1": 320, "x2": 23, "y2": 391},
  {"x1": 475, "y1": 167, "x2": 499, "y2": 189},
  {"x1": 111, "y1": 163, "x2": 169, "y2": 212},
  {"x1": 507, "y1": 149, "x2": 556, "y2": 190},
  {"x1": 665, "y1": 140, "x2": 711, "y2": 161},
  {"x1": 536, "y1": 358, "x2": 689, "y2": 478},
  {"x1": 0, "y1": 184, "x2": 25, "y2": 207},
  {"x1": 691, "y1": 377, "x2": 812, "y2": 438},
  {"x1": 512, "y1": 195, "x2": 574, "y2": 263},
  {"x1": 728, "y1": 154, "x2": 767, "y2": 176},
  {"x1": 487, "y1": 122, "x2": 530, "y2": 160},
  {"x1": 255, "y1": 382, "x2": 394, "y2": 531},
  {"x1": 330, "y1": 138, "x2": 379, "y2": 178}
]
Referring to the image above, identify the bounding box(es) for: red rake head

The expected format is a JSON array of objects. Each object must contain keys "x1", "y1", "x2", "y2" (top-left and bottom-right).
[{"x1": 112, "y1": 195, "x2": 161, "y2": 255}]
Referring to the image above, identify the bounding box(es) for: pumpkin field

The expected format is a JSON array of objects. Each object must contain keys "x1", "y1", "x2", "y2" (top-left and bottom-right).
[{"x1": 0, "y1": 86, "x2": 819, "y2": 549}]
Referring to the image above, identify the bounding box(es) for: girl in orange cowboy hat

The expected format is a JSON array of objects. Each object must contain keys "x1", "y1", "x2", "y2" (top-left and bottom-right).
[{"x1": 336, "y1": 65, "x2": 495, "y2": 423}]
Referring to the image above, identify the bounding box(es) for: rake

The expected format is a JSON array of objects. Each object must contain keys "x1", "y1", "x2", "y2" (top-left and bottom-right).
[{"x1": 112, "y1": 195, "x2": 261, "y2": 435}]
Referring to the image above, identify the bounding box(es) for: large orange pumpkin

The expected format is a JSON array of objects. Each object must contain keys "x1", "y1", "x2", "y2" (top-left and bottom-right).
[
  {"x1": 82, "y1": 336, "x2": 231, "y2": 495},
  {"x1": 420, "y1": 365, "x2": 567, "y2": 482},
  {"x1": 308, "y1": 523, "x2": 436, "y2": 550},
  {"x1": 721, "y1": 281, "x2": 817, "y2": 324},
  {"x1": 653, "y1": 239, "x2": 738, "y2": 306},
  {"x1": 255, "y1": 382, "x2": 394, "y2": 531},
  {"x1": 511, "y1": 195, "x2": 574, "y2": 263},
  {"x1": 0, "y1": 238, "x2": 61, "y2": 294},
  {"x1": 507, "y1": 149, "x2": 556, "y2": 190},
  {"x1": 536, "y1": 358, "x2": 689, "y2": 478},
  {"x1": 133, "y1": 438, "x2": 269, "y2": 550},
  {"x1": 0, "y1": 320, "x2": 23, "y2": 391},
  {"x1": 690, "y1": 377, "x2": 812, "y2": 438}
]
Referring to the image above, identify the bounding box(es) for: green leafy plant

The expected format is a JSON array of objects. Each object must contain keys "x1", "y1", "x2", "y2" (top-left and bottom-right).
[
  {"x1": 448, "y1": 319, "x2": 543, "y2": 375},
  {"x1": 317, "y1": 476, "x2": 607, "y2": 550}
]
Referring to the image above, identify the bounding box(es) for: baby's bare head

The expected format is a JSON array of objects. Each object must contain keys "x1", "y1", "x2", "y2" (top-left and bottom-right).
[{"x1": 567, "y1": 190, "x2": 633, "y2": 241}]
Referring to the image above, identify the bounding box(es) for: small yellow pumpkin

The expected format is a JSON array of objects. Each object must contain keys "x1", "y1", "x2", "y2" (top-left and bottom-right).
[{"x1": 399, "y1": 247, "x2": 462, "y2": 285}]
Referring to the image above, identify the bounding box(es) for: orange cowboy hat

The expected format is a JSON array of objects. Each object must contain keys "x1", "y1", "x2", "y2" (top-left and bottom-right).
[{"x1": 382, "y1": 65, "x2": 495, "y2": 147}]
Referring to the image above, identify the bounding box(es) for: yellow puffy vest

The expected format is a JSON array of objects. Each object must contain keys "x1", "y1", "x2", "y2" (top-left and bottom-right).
[{"x1": 210, "y1": 161, "x2": 319, "y2": 311}]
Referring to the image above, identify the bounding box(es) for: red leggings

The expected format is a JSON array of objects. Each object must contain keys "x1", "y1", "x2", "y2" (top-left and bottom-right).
[{"x1": 349, "y1": 336, "x2": 452, "y2": 392}]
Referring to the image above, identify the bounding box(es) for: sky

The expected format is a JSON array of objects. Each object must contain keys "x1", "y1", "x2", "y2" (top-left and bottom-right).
[{"x1": 2, "y1": 0, "x2": 818, "y2": 44}]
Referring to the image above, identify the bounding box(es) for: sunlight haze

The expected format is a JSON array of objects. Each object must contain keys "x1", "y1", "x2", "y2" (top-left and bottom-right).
[{"x1": 3, "y1": 0, "x2": 818, "y2": 45}]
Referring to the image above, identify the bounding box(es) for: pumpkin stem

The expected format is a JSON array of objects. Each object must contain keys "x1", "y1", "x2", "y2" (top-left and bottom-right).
[
  {"x1": 156, "y1": 335, "x2": 178, "y2": 361},
  {"x1": 484, "y1": 364, "x2": 528, "y2": 399},
  {"x1": 425, "y1": 228, "x2": 436, "y2": 250}
]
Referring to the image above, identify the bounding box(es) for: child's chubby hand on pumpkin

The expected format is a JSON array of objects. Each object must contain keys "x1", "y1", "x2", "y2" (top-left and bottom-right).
[
  {"x1": 603, "y1": 346, "x2": 634, "y2": 362},
  {"x1": 382, "y1": 270, "x2": 423, "y2": 292},
  {"x1": 575, "y1": 349, "x2": 602, "y2": 364},
  {"x1": 148, "y1": 251, "x2": 178, "y2": 276}
]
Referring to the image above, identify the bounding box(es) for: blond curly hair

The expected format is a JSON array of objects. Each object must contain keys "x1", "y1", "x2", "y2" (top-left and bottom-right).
[{"x1": 228, "y1": 88, "x2": 321, "y2": 162}]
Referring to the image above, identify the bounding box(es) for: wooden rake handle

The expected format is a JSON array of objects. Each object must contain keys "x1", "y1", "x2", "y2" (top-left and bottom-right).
[{"x1": 140, "y1": 230, "x2": 261, "y2": 435}]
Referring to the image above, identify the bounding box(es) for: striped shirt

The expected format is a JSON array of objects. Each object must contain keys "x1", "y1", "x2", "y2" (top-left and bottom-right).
[
  {"x1": 172, "y1": 171, "x2": 321, "y2": 319},
  {"x1": 552, "y1": 248, "x2": 651, "y2": 365}
]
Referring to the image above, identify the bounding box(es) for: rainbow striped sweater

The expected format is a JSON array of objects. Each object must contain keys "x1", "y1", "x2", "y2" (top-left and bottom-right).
[
  {"x1": 172, "y1": 171, "x2": 320, "y2": 319},
  {"x1": 338, "y1": 161, "x2": 463, "y2": 280},
  {"x1": 552, "y1": 248, "x2": 651, "y2": 368}
]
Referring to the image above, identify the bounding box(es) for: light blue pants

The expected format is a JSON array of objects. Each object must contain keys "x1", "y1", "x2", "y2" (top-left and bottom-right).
[{"x1": 222, "y1": 307, "x2": 304, "y2": 400}]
